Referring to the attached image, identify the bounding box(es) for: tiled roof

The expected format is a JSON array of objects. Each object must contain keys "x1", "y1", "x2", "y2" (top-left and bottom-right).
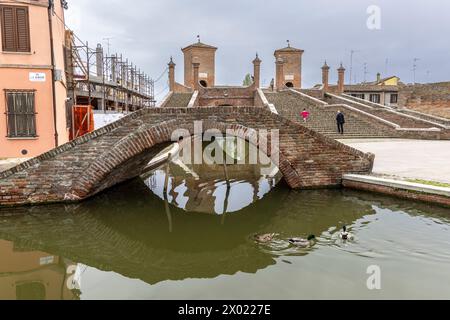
[
  {"x1": 365, "y1": 76, "x2": 400, "y2": 85},
  {"x1": 327, "y1": 84, "x2": 399, "y2": 92},
  {"x1": 274, "y1": 46, "x2": 304, "y2": 54},
  {"x1": 182, "y1": 42, "x2": 218, "y2": 51}
]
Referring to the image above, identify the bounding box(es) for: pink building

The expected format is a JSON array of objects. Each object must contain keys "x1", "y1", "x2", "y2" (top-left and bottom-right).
[{"x1": 0, "y1": 0, "x2": 69, "y2": 158}]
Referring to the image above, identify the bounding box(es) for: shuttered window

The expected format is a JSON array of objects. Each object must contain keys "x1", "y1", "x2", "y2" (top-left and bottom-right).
[
  {"x1": 1, "y1": 5, "x2": 31, "y2": 53},
  {"x1": 5, "y1": 91, "x2": 37, "y2": 138}
]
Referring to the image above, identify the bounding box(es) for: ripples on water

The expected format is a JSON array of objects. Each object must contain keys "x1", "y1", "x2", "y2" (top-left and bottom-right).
[{"x1": 0, "y1": 155, "x2": 450, "y2": 299}]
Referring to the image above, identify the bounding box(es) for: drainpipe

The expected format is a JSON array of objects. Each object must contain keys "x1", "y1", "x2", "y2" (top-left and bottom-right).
[{"x1": 48, "y1": 0, "x2": 59, "y2": 147}]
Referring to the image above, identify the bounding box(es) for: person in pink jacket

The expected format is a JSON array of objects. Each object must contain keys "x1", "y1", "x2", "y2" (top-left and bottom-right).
[{"x1": 301, "y1": 109, "x2": 310, "y2": 122}]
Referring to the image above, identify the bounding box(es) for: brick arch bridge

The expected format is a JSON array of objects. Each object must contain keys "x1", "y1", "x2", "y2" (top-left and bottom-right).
[{"x1": 0, "y1": 107, "x2": 374, "y2": 206}]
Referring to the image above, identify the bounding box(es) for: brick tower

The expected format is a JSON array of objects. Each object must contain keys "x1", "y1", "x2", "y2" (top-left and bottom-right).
[
  {"x1": 182, "y1": 37, "x2": 217, "y2": 89},
  {"x1": 338, "y1": 63, "x2": 346, "y2": 94},
  {"x1": 274, "y1": 41, "x2": 304, "y2": 89},
  {"x1": 322, "y1": 61, "x2": 330, "y2": 92}
]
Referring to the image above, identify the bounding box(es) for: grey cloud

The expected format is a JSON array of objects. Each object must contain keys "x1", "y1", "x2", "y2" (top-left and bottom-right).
[{"x1": 66, "y1": 0, "x2": 450, "y2": 98}]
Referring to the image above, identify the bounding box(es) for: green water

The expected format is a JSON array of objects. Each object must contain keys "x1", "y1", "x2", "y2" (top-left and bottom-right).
[{"x1": 0, "y1": 161, "x2": 450, "y2": 300}]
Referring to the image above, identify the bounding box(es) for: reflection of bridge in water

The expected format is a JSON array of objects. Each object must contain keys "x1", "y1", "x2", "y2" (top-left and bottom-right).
[
  {"x1": 146, "y1": 158, "x2": 282, "y2": 214},
  {"x1": 0, "y1": 179, "x2": 383, "y2": 286}
]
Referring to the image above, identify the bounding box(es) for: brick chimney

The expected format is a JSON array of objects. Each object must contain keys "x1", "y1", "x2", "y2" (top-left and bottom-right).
[
  {"x1": 338, "y1": 63, "x2": 346, "y2": 94},
  {"x1": 168, "y1": 57, "x2": 176, "y2": 92},
  {"x1": 253, "y1": 53, "x2": 261, "y2": 89},
  {"x1": 322, "y1": 61, "x2": 330, "y2": 92},
  {"x1": 276, "y1": 57, "x2": 285, "y2": 91},
  {"x1": 192, "y1": 61, "x2": 200, "y2": 91},
  {"x1": 377, "y1": 72, "x2": 381, "y2": 83}
]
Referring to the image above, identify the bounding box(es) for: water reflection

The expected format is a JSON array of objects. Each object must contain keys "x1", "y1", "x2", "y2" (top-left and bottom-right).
[
  {"x1": 145, "y1": 137, "x2": 281, "y2": 215},
  {"x1": 0, "y1": 179, "x2": 376, "y2": 288},
  {"x1": 0, "y1": 239, "x2": 81, "y2": 300},
  {"x1": 145, "y1": 166, "x2": 280, "y2": 215},
  {"x1": 0, "y1": 170, "x2": 449, "y2": 299}
]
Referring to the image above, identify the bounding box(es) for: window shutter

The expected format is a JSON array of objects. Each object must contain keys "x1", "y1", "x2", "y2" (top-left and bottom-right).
[
  {"x1": 15, "y1": 7, "x2": 30, "y2": 52},
  {"x1": 5, "y1": 91, "x2": 36, "y2": 138},
  {"x1": 1, "y1": 6, "x2": 16, "y2": 52}
]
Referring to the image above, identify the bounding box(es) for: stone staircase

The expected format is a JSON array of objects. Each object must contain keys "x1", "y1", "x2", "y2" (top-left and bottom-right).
[
  {"x1": 328, "y1": 94, "x2": 444, "y2": 129},
  {"x1": 163, "y1": 93, "x2": 193, "y2": 108},
  {"x1": 396, "y1": 109, "x2": 450, "y2": 128},
  {"x1": 266, "y1": 91, "x2": 394, "y2": 139}
]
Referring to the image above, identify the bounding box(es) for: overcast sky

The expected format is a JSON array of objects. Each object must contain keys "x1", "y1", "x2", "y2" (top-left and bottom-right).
[{"x1": 65, "y1": 0, "x2": 450, "y2": 99}]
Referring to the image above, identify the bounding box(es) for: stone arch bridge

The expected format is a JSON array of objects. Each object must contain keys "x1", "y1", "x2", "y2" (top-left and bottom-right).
[{"x1": 0, "y1": 107, "x2": 374, "y2": 206}]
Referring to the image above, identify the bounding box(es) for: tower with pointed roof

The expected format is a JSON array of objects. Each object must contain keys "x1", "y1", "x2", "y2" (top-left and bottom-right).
[
  {"x1": 182, "y1": 36, "x2": 218, "y2": 89},
  {"x1": 322, "y1": 61, "x2": 330, "y2": 92},
  {"x1": 338, "y1": 63, "x2": 346, "y2": 94},
  {"x1": 253, "y1": 53, "x2": 262, "y2": 88},
  {"x1": 274, "y1": 41, "x2": 304, "y2": 89}
]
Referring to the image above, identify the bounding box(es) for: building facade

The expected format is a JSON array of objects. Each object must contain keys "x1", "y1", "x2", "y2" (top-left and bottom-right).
[
  {"x1": 274, "y1": 43, "x2": 304, "y2": 89},
  {"x1": 182, "y1": 40, "x2": 217, "y2": 89},
  {"x1": 0, "y1": 0, "x2": 68, "y2": 158},
  {"x1": 344, "y1": 74, "x2": 400, "y2": 107}
]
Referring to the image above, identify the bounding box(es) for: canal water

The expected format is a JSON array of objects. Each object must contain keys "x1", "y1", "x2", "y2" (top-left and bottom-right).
[{"x1": 0, "y1": 151, "x2": 450, "y2": 299}]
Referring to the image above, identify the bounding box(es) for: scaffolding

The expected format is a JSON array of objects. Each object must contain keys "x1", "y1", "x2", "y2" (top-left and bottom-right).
[{"x1": 65, "y1": 30, "x2": 155, "y2": 113}]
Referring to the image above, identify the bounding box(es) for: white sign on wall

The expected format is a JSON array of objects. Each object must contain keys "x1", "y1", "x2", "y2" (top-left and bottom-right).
[
  {"x1": 285, "y1": 75, "x2": 295, "y2": 81},
  {"x1": 199, "y1": 72, "x2": 208, "y2": 78},
  {"x1": 29, "y1": 72, "x2": 46, "y2": 82},
  {"x1": 40, "y1": 256, "x2": 55, "y2": 266}
]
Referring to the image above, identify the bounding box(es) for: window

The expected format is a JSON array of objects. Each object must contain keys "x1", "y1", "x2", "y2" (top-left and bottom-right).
[
  {"x1": 351, "y1": 93, "x2": 365, "y2": 100},
  {"x1": 1, "y1": 5, "x2": 31, "y2": 52},
  {"x1": 390, "y1": 94, "x2": 398, "y2": 104},
  {"x1": 5, "y1": 90, "x2": 37, "y2": 138},
  {"x1": 369, "y1": 94, "x2": 381, "y2": 104},
  {"x1": 16, "y1": 282, "x2": 46, "y2": 300}
]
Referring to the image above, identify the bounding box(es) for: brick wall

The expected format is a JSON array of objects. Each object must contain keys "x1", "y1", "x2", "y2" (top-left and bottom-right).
[
  {"x1": 299, "y1": 89, "x2": 323, "y2": 99},
  {"x1": 343, "y1": 180, "x2": 450, "y2": 208},
  {"x1": 399, "y1": 83, "x2": 450, "y2": 119},
  {"x1": 183, "y1": 47, "x2": 216, "y2": 88},
  {"x1": 197, "y1": 87, "x2": 255, "y2": 106}
]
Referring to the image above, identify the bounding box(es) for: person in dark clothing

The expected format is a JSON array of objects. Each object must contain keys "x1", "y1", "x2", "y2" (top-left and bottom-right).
[{"x1": 336, "y1": 111, "x2": 345, "y2": 135}]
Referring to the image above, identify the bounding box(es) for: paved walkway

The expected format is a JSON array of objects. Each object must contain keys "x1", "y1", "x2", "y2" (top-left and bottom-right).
[{"x1": 341, "y1": 139, "x2": 450, "y2": 183}]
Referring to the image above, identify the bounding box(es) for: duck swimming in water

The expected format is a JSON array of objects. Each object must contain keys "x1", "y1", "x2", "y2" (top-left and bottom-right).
[
  {"x1": 288, "y1": 235, "x2": 316, "y2": 248},
  {"x1": 340, "y1": 226, "x2": 353, "y2": 240},
  {"x1": 254, "y1": 233, "x2": 277, "y2": 243}
]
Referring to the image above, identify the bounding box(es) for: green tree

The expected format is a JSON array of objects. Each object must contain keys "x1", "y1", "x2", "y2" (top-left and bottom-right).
[{"x1": 243, "y1": 73, "x2": 254, "y2": 86}]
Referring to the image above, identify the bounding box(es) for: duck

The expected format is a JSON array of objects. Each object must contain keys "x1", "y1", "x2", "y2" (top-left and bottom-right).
[
  {"x1": 288, "y1": 235, "x2": 316, "y2": 248},
  {"x1": 340, "y1": 226, "x2": 353, "y2": 240},
  {"x1": 254, "y1": 233, "x2": 277, "y2": 243}
]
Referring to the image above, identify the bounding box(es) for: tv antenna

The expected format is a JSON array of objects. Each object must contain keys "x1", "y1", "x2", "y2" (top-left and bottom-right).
[
  {"x1": 103, "y1": 37, "x2": 114, "y2": 56},
  {"x1": 413, "y1": 58, "x2": 420, "y2": 84},
  {"x1": 349, "y1": 49, "x2": 360, "y2": 84}
]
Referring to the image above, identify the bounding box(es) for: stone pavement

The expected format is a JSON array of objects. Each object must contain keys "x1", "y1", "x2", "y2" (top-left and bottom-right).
[{"x1": 341, "y1": 139, "x2": 450, "y2": 183}]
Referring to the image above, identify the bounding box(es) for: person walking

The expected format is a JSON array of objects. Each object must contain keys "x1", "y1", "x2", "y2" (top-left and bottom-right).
[
  {"x1": 301, "y1": 108, "x2": 310, "y2": 123},
  {"x1": 336, "y1": 110, "x2": 345, "y2": 135}
]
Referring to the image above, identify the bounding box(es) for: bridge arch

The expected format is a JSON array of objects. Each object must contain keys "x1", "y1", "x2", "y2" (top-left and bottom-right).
[{"x1": 72, "y1": 119, "x2": 294, "y2": 200}]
